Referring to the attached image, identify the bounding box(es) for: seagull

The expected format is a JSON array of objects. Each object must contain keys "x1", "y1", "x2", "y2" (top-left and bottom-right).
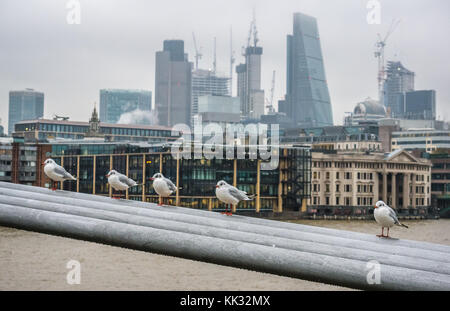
[
  {"x1": 150, "y1": 173, "x2": 177, "y2": 206},
  {"x1": 374, "y1": 200, "x2": 408, "y2": 238},
  {"x1": 43, "y1": 159, "x2": 77, "y2": 190},
  {"x1": 215, "y1": 180, "x2": 254, "y2": 216},
  {"x1": 106, "y1": 170, "x2": 140, "y2": 199}
]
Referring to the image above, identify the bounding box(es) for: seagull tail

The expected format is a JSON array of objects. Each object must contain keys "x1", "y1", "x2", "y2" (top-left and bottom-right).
[
  {"x1": 399, "y1": 222, "x2": 409, "y2": 229},
  {"x1": 246, "y1": 194, "x2": 256, "y2": 200}
]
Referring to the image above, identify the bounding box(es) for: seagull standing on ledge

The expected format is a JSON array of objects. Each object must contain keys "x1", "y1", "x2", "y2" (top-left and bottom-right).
[
  {"x1": 215, "y1": 180, "x2": 254, "y2": 216},
  {"x1": 150, "y1": 173, "x2": 177, "y2": 206},
  {"x1": 374, "y1": 200, "x2": 408, "y2": 238},
  {"x1": 106, "y1": 170, "x2": 139, "y2": 199},
  {"x1": 43, "y1": 159, "x2": 77, "y2": 190}
]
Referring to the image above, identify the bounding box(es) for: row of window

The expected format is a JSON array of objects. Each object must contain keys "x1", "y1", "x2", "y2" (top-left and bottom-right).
[{"x1": 312, "y1": 196, "x2": 375, "y2": 206}]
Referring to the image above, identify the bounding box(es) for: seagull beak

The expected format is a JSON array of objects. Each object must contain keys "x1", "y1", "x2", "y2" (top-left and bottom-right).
[
  {"x1": 106, "y1": 174, "x2": 110, "y2": 177},
  {"x1": 150, "y1": 178, "x2": 154, "y2": 181},
  {"x1": 216, "y1": 185, "x2": 219, "y2": 188},
  {"x1": 374, "y1": 205, "x2": 377, "y2": 209}
]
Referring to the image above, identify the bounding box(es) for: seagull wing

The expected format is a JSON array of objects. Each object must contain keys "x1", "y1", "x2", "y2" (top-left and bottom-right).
[
  {"x1": 387, "y1": 206, "x2": 400, "y2": 224},
  {"x1": 118, "y1": 174, "x2": 136, "y2": 187},
  {"x1": 164, "y1": 178, "x2": 177, "y2": 192},
  {"x1": 228, "y1": 186, "x2": 252, "y2": 201},
  {"x1": 54, "y1": 165, "x2": 76, "y2": 180}
]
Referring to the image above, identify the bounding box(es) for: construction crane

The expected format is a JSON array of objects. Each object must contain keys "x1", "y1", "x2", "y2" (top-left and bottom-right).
[
  {"x1": 192, "y1": 32, "x2": 202, "y2": 71},
  {"x1": 265, "y1": 70, "x2": 276, "y2": 114},
  {"x1": 374, "y1": 18, "x2": 400, "y2": 103}
]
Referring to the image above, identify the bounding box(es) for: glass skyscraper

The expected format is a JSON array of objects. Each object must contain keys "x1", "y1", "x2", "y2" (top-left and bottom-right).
[
  {"x1": 99, "y1": 89, "x2": 152, "y2": 124},
  {"x1": 8, "y1": 89, "x2": 44, "y2": 135},
  {"x1": 283, "y1": 12, "x2": 333, "y2": 128},
  {"x1": 155, "y1": 40, "x2": 192, "y2": 127}
]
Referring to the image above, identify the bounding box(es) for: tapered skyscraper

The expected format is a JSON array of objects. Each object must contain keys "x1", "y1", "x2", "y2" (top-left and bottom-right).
[{"x1": 282, "y1": 12, "x2": 333, "y2": 128}]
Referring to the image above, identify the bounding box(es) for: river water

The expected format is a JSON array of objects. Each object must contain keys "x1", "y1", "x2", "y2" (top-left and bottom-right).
[{"x1": 0, "y1": 219, "x2": 449, "y2": 291}]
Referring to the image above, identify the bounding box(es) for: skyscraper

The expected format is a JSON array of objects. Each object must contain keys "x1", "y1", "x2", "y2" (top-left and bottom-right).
[
  {"x1": 236, "y1": 46, "x2": 265, "y2": 120},
  {"x1": 8, "y1": 89, "x2": 44, "y2": 135},
  {"x1": 191, "y1": 69, "x2": 230, "y2": 119},
  {"x1": 404, "y1": 90, "x2": 436, "y2": 120},
  {"x1": 283, "y1": 12, "x2": 333, "y2": 128},
  {"x1": 384, "y1": 61, "x2": 415, "y2": 117},
  {"x1": 99, "y1": 89, "x2": 152, "y2": 124},
  {"x1": 155, "y1": 40, "x2": 192, "y2": 127}
]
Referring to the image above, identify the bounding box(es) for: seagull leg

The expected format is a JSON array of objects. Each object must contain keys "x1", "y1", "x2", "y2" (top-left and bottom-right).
[
  {"x1": 377, "y1": 227, "x2": 384, "y2": 238},
  {"x1": 227, "y1": 204, "x2": 233, "y2": 216},
  {"x1": 387, "y1": 227, "x2": 390, "y2": 238},
  {"x1": 158, "y1": 196, "x2": 163, "y2": 206}
]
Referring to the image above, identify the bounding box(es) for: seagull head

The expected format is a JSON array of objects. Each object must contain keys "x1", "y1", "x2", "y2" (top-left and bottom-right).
[
  {"x1": 375, "y1": 201, "x2": 386, "y2": 209},
  {"x1": 106, "y1": 170, "x2": 117, "y2": 178},
  {"x1": 216, "y1": 180, "x2": 228, "y2": 188},
  {"x1": 150, "y1": 173, "x2": 163, "y2": 181},
  {"x1": 43, "y1": 159, "x2": 55, "y2": 166}
]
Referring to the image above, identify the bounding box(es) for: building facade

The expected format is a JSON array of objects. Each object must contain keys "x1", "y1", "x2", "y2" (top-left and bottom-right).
[
  {"x1": 193, "y1": 95, "x2": 241, "y2": 128},
  {"x1": 155, "y1": 40, "x2": 192, "y2": 127},
  {"x1": 99, "y1": 89, "x2": 152, "y2": 124},
  {"x1": 35, "y1": 144, "x2": 311, "y2": 214},
  {"x1": 14, "y1": 118, "x2": 178, "y2": 143},
  {"x1": 404, "y1": 90, "x2": 436, "y2": 120},
  {"x1": 391, "y1": 130, "x2": 450, "y2": 153},
  {"x1": 8, "y1": 89, "x2": 44, "y2": 135},
  {"x1": 309, "y1": 149, "x2": 432, "y2": 217},
  {"x1": 283, "y1": 12, "x2": 333, "y2": 128},
  {"x1": 428, "y1": 150, "x2": 450, "y2": 217}
]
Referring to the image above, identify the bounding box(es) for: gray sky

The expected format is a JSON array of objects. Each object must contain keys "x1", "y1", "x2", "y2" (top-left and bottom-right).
[{"x1": 1, "y1": 0, "x2": 449, "y2": 130}]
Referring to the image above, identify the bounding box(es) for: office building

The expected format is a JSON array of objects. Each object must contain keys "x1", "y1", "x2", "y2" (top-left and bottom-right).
[
  {"x1": 8, "y1": 89, "x2": 44, "y2": 135},
  {"x1": 236, "y1": 45, "x2": 265, "y2": 119},
  {"x1": 34, "y1": 143, "x2": 312, "y2": 214},
  {"x1": 283, "y1": 12, "x2": 333, "y2": 128},
  {"x1": 404, "y1": 90, "x2": 436, "y2": 120},
  {"x1": 13, "y1": 107, "x2": 179, "y2": 143},
  {"x1": 191, "y1": 69, "x2": 230, "y2": 119},
  {"x1": 155, "y1": 40, "x2": 192, "y2": 127},
  {"x1": 391, "y1": 130, "x2": 450, "y2": 153},
  {"x1": 193, "y1": 95, "x2": 240, "y2": 129},
  {"x1": 384, "y1": 61, "x2": 415, "y2": 117},
  {"x1": 99, "y1": 89, "x2": 152, "y2": 124}
]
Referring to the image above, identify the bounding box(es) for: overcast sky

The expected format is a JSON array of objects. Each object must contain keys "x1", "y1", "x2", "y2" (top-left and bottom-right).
[{"x1": 1, "y1": 0, "x2": 449, "y2": 130}]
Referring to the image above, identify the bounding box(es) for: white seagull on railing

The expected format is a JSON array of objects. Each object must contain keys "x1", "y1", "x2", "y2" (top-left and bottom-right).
[
  {"x1": 150, "y1": 173, "x2": 177, "y2": 206},
  {"x1": 215, "y1": 180, "x2": 254, "y2": 216},
  {"x1": 106, "y1": 170, "x2": 140, "y2": 199},
  {"x1": 374, "y1": 200, "x2": 408, "y2": 238},
  {"x1": 43, "y1": 159, "x2": 77, "y2": 190}
]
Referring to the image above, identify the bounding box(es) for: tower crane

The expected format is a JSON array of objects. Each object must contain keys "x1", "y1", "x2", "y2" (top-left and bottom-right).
[
  {"x1": 192, "y1": 32, "x2": 202, "y2": 70},
  {"x1": 265, "y1": 70, "x2": 276, "y2": 114},
  {"x1": 374, "y1": 19, "x2": 400, "y2": 103}
]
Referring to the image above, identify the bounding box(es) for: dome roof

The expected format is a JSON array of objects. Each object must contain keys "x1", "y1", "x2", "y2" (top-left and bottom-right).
[{"x1": 354, "y1": 98, "x2": 386, "y2": 116}]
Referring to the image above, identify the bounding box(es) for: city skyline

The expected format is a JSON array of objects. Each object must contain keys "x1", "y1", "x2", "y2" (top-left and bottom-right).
[{"x1": 1, "y1": 0, "x2": 449, "y2": 129}]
